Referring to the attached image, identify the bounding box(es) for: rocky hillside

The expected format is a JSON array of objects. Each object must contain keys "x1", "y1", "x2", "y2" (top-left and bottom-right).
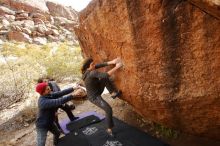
[
  {"x1": 0, "y1": 0, "x2": 78, "y2": 45},
  {"x1": 75, "y1": 0, "x2": 220, "y2": 140}
]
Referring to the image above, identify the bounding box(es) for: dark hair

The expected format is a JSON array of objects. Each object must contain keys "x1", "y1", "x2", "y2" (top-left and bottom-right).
[
  {"x1": 45, "y1": 76, "x2": 54, "y2": 81},
  {"x1": 37, "y1": 78, "x2": 44, "y2": 83},
  {"x1": 81, "y1": 58, "x2": 93, "y2": 74}
]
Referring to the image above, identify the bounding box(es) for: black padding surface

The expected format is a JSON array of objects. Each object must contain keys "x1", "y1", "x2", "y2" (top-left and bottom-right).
[
  {"x1": 58, "y1": 116, "x2": 169, "y2": 146},
  {"x1": 66, "y1": 115, "x2": 101, "y2": 132},
  {"x1": 57, "y1": 132, "x2": 90, "y2": 146}
]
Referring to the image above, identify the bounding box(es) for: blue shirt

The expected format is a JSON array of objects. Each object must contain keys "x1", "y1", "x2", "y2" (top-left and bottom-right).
[{"x1": 35, "y1": 88, "x2": 74, "y2": 129}]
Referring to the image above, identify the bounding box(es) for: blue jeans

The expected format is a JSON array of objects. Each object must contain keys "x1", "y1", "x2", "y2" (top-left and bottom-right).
[{"x1": 36, "y1": 124, "x2": 60, "y2": 146}]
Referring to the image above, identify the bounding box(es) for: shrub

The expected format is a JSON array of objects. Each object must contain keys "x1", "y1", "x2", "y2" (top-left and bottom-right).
[
  {"x1": 0, "y1": 41, "x2": 83, "y2": 109},
  {"x1": 153, "y1": 123, "x2": 179, "y2": 139}
]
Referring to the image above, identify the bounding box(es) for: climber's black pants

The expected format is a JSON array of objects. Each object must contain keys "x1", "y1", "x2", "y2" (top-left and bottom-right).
[
  {"x1": 89, "y1": 77, "x2": 117, "y2": 129},
  {"x1": 89, "y1": 95, "x2": 114, "y2": 129}
]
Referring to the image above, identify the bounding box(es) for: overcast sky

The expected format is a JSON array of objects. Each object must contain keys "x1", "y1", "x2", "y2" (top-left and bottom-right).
[{"x1": 48, "y1": 0, "x2": 92, "y2": 11}]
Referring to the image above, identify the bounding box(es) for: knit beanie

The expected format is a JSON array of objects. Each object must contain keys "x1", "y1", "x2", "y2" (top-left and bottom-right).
[{"x1": 36, "y1": 82, "x2": 48, "y2": 95}]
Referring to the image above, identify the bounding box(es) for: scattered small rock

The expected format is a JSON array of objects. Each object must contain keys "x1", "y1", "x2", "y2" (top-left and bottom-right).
[
  {"x1": 33, "y1": 37, "x2": 47, "y2": 45},
  {"x1": 0, "y1": 39, "x2": 3, "y2": 45},
  {"x1": 22, "y1": 28, "x2": 32, "y2": 35},
  {"x1": 33, "y1": 17, "x2": 44, "y2": 25},
  {"x1": 0, "y1": 30, "x2": 9, "y2": 35},
  {"x1": 4, "y1": 14, "x2": 15, "y2": 22},
  {"x1": 2, "y1": 19, "x2": 10, "y2": 27},
  {"x1": 22, "y1": 20, "x2": 35, "y2": 30},
  {"x1": 8, "y1": 31, "x2": 32, "y2": 43},
  {"x1": 0, "y1": 6, "x2": 15, "y2": 15}
]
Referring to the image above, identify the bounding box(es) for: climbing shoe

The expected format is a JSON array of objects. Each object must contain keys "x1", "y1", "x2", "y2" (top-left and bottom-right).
[
  {"x1": 111, "y1": 90, "x2": 122, "y2": 99},
  {"x1": 106, "y1": 129, "x2": 115, "y2": 138}
]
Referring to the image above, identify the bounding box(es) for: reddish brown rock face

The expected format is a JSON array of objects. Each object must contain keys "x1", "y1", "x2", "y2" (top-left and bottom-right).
[
  {"x1": 8, "y1": 31, "x2": 31, "y2": 42},
  {"x1": 188, "y1": 0, "x2": 220, "y2": 19},
  {"x1": 75, "y1": 0, "x2": 220, "y2": 139}
]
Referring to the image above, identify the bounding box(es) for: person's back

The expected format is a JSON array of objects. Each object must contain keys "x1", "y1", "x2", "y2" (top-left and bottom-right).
[
  {"x1": 48, "y1": 81, "x2": 61, "y2": 92},
  {"x1": 83, "y1": 70, "x2": 107, "y2": 99},
  {"x1": 35, "y1": 82, "x2": 83, "y2": 146},
  {"x1": 36, "y1": 96, "x2": 56, "y2": 128},
  {"x1": 36, "y1": 87, "x2": 74, "y2": 129},
  {"x1": 47, "y1": 80, "x2": 78, "y2": 128}
]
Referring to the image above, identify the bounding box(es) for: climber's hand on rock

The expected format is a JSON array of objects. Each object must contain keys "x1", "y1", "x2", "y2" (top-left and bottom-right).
[
  {"x1": 108, "y1": 57, "x2": 121, "y2": 65},
  {"x1": 114, "y1": 57, "x2": 121, "y2": 64},
  {"x1": 116, "y1": 62, "x2": 123, "y2": 68}
]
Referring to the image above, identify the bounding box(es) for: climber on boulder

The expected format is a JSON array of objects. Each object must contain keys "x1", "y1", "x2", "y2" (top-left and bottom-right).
[{"x1": 81, "y1": 57, "x2": 123, "y2": 137}]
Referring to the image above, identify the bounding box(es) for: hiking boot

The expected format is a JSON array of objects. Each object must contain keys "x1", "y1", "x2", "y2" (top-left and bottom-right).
[
  {"x1": 58, "y1": 128, "x2": 64, "y2": 134},
  {"x1": 53, "y1": 133, "x2": 60, "y2": 146},
  {"x1": 111, "y1": 90, "x2": 122, "y2": 99},
  {"x1": 70, "y1": 116, "x2": 79, "y2": 121},
  {"x1": 69, "y1": 104, "x2": 75, "y2": 110}
]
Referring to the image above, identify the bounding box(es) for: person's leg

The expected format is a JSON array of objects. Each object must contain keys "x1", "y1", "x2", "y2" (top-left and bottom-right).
[
  {"x1": 100, "y1": 77, "x2": 116, "y2": 93},
  {"x1": 36, "y1": 127, "x2": 48, "y2": 146},
  {"x1": 100, "y1": 77, "x2": 122, "y2": 99},
  {"x1": 60, "y1": 104, "x2": 78, "y2": 121},
  {"x1": 90, "y1": 96, "x2": 114, "y2": 130},
  {"x1": 54, "y1": 112, "x2": 63, "y2": 133},
  {"x1": 49, "y1": 123, "x2": 61, "y2": 146}
]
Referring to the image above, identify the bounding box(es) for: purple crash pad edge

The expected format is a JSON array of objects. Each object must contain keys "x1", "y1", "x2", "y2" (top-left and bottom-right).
[{"x1": 59, "y1": 111, "x2": 105, "y2": 134}]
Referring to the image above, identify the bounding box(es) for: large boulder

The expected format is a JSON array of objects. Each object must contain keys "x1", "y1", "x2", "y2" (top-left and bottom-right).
[
  {"x1": 11, "y1": 21, "x2": 24, "y2": 27},
  {"x1": 51, "y1": 29, "x2": 59, "y2": 36},
  {"x1": 75, "y1": 0, "x2": 220, "y2": 139},
  {"x1": 0, "y1": 0, "x2": 51, "y2": 22},
  {"x1": 33, "y1": 18, "x2": 45, "y2": 25},
  {"x1": 21, "y1": 27, "x2": 32, "y2": 35},
  {"x1": 0, "y1": 0, "x2": 48, "y2": 13},
  {"x1": 47, "y1": 35, "x2": 58, "y2": 42},
  {"x1": 11, "y1": 25, "x2": 22, "y2": 32},
  {"x1": 33, "y1": 37, "x2": 47, "y2": 45},
  {"x1": 46, "y1": 1, "x2": 78, "y2": 20},
  {"x1": 4, "y1": 14, "x2": 15, "y2": 22},
  {"x1": 53, "y1": 16, "x2": 75, "y2": 25},
  {"x1": 36, "y1": 24, "x2": 48, "y2": 35},
  {"x1": 0, "y1": 39, "x2": 3, "y2": 45},
  {"x1": 22, "y1": 20, "x2": 35, "y2": 30},
  {"x1": 0, "y1": 5, "x2": 15, "y2": 15},
  {"x1": 2, "y1": 19, "x2": 10, "y2": 27},
  {"x1": 0, "y1": 30, "x2": 9, "y2": 35},
  {"x1": 8, "y1": 31, "x2": 32, "y2": 43},
  {"x1": 31, "y1": 12, "x2": 47, "y2": 21},
  {"x1": 15, "y1": 10, "x2": 28, "y2": 18}
]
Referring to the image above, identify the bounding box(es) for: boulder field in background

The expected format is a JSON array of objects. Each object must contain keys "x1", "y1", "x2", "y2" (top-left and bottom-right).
[{"x1": 0, "y1": 0, "x2": 78, "y2": 44}]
